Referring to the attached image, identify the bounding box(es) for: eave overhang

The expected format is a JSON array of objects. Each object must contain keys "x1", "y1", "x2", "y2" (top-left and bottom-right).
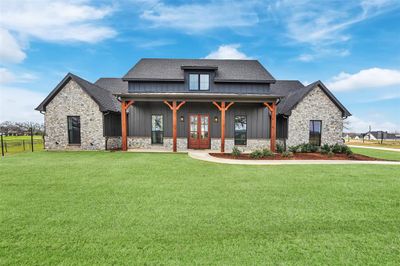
[{"x1": 115, "y1": 92, "x2": 283, "y2": 103}]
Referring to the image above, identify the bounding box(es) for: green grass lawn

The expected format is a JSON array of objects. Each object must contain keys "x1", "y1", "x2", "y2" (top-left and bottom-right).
[
  {"x1": 2, "y1": 135, "x2": 44, "y2": 154},
  {"x1": 351, "y1": 147, "x2": 400, "y2": 161},
  {"x1": 1, "y1": 152, "x2": 400, "y2": 265}
]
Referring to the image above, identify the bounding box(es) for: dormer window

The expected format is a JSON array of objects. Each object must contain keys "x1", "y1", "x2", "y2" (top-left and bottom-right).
[{"x1": 189, "y1": 74, "x2": 209, "y2": 90}]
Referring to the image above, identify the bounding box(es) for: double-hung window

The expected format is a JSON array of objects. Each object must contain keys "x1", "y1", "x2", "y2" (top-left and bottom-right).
[
  {"x1": 309, "y1": 120, "x2": 322, "y2": 146},
  {"x1": 189, "y1": 74, "x2": 209, "y2": 90},
  {"x1": 234, "y1": 115, "x2": 247, "y2": 145},
  {"x1": 151, "y1": 115, "x2": 164, "y2": 144},
  {"x1": 67, "y1": 116, "x2": 81, "y2": 144}
]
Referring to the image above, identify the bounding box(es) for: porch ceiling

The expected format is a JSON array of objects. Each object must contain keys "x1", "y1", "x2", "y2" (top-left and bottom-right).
[{"x1": 115, "y1": 92, "x2": 283, "y2": 103}]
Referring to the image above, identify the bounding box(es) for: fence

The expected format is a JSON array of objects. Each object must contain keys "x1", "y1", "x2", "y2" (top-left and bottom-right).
[{"x1": 1, "y1": 135, "x2": 44, "y2": 156}]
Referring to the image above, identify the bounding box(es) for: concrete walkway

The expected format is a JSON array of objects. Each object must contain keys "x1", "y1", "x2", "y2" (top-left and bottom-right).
[
  {"x1": 348, "y1": 145, "x2": 400, "y2": 152},
  {"x1": 188, "y1": 151, "x2": 400, "y2": 165}
]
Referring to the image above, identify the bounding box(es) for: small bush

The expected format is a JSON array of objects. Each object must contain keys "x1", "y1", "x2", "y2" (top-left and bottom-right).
[
  {"x1": 262, "y1": 148, "x2": 274, "y2": 157},
  {"x1": 231, "y1": 146, "x2": 242, "y2": 157},
  {"x1": 299, "y1": 143, "x2": 319, "y2": 153},
  {"x1": 250, "y1": 150, "x2": 263, "y2": 159},
  {"x1": 288, "y1": 145, "x2": 299, "y2": 153},
  {"x1": 282, "y1": 151, "x2": 293, "y2": 157},
  {"x1": 276, "y1": 144, "x2": 285, "y2": 153},
  {"x1": 327, "y1": 151, "x2": 335, "y2": 157},
  {"x1": 330, "y1": 144, "x2": 352, "y2": 154},
  {"x1": 320, "y1": 144, "x2": 331, "y2": 154},
  {"x1": 331, "y1": 144, "x2": 342, "y2": 153}
]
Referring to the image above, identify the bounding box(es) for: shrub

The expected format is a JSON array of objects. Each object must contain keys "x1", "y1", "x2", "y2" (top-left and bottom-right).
[
  {"x1": 320, "y1": 144, "x2": 331, "y2": 154},
  {"x1": 282, "y1": 151, "x2": 293, "y2": 157},
  {"x1": 262, "y1": 148, "x2": 274, "y2": 157},
  {"x1": 327, "y1": 151, "x2": 335, "y2": 157},
  {"x1": 276, "y1": 143, "x2": 285, "y2": 153},
  {"x1": 288, "y1": 145, "x2": 299, "y2": 153},
  {"x1": 250, "y1": 150, "x2": 263, "y2": 159},
  {"x1": 330, "y1": 144, "x2": 352, "y2": 154},
  {"x1": 331, "y1": 143, "x2": 342, "y2": 153},
  {"x1": 299, "y1": 143, "x2": 319, "y2": 153},
  {"x1": 231, "y1": 146, "x2": 242, "y2": 157}
]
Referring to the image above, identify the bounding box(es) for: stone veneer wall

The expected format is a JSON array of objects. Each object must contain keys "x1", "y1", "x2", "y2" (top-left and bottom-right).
[
  {"x1": 287, "y1": 86, "x2": 344, "y2": 147},
  {"x1": 44, "y1": 80, "x2": 105, "y2": 150}
]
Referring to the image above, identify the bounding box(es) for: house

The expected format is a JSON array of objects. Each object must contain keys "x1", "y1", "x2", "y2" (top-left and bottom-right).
[
  {"x1": 36, "y1": 58, "x2": 351, "y2": 152},
  {"x1": 363, "y1": 131, "x2": 400, "y2": 141}
]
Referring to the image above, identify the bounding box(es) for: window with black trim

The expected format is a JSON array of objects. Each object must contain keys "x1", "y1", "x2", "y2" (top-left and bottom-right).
[
  {"x1": 309, "y1": 120, "x2": 322, "y2": 146},
  {"x1": 234, "y1": 115, "x2": 247, "y2": 145},
  {"x1": 151, "y1": 115, "x2": 163, "y2": 144},
  {"x1": 67, "y1": 116, "x2": 81, "y2": 144},
  {"x1": 189, "y1": 74, "x2": 209, "y2": 90}
]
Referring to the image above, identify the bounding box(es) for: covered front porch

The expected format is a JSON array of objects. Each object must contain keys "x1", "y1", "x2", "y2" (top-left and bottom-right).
[{"x1": 117, "y1": 93, "x2": 282, "y2": 153}]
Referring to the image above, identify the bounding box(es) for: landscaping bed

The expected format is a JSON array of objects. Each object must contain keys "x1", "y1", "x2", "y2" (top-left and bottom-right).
[{"x1": 209, "y1": 152, "x2": 380, "y2": 160}]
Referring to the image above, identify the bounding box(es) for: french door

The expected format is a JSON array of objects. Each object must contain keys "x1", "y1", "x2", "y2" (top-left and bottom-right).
[{"x1": 188, "y1": 114, "x2": 210, "y2": 149}]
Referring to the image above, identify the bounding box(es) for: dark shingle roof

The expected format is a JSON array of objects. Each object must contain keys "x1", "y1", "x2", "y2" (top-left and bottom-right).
[
  {"x1": 35, "y1": 73, "x2": 121, "y2": 113},
  {"x1": 271, "y1": 80, "x2": 351, "y2": 117},
  {"x1": 122, "y1": 58, "x2": 275, "y2": 83},
  {"x1": 95, "y1": 78, "x2": 128, "y2": 94}
]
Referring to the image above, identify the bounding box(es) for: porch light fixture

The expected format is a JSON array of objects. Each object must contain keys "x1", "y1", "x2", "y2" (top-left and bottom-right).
[
  {"x1": 180, "y1": 116, "x2": 184, "y2": 122},
  {"x1": 214, "y1": 116, "x2": 218, "y2": 123}
]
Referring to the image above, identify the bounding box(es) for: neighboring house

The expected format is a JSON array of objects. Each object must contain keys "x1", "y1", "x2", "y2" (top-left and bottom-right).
[
  {"x1": 363, "y1": 131, "x2": 400, "y2": 141},
  {"x1": 36, "y1": 58, "x2": 351, "y2": 152},
  {"x1": 343, "y1": 133, "x2": 360, "y2": 141}
]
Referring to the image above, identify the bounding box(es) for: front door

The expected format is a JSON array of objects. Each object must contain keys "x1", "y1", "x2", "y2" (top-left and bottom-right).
[{"x1": 188, "y1": 114, "x2": 210, "y2": 149}]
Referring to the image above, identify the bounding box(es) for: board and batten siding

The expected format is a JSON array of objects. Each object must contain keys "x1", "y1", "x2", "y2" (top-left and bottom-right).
[
  {"x1": 117, "y1": 102, "x2": 288, "y2": 139},
  {"x1": 128, "y1": 80, "x2": 271, "y2": 94}
]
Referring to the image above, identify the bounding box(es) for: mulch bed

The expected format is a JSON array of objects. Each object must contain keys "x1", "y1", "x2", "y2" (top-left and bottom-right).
[{"x1": 209, "y1": 152, "x2": 381, "y2": 161}]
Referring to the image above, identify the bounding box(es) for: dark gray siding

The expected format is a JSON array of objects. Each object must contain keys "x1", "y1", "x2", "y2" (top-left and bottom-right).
[
  {"x1": 103, "y1": 113, "x2": 121, "y2": 136},
  {"x1": 126, "y1": 102, "x2": 286, "y2": 139},
  {"x1": 128, "y1": 80, "x2": 270, "y2": 94}
]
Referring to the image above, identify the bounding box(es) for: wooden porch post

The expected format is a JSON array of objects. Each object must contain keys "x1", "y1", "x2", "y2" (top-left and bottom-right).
[
  {"x1": 164, "y1": 100, "x2": 186, "y2": 152},
  {"x1": 212, "y1": 101, "x2": 234, "y2": 153},
  {"x1": 263, "y1": 102, "x2": 277, "y2": 152},
  {"x1": 121, "y1": 100, "x2": 134, "y2": 151}
]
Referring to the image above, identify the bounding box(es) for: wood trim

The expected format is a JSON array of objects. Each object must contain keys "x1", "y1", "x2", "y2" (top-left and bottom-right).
[
  {"x1": 264, "y1": 102, "x2": 277, "y2": 152},
  {"x1": 121, "y1": 100, "x2": 134, "y2": 151},
  {"x1": 212, "y1": 101, "x2": 222, "y2": 111},
  {"x1": 163, "y1": 100, "x2": 186, "y2": 152},
  {"x1": 212, "y1": 101, "x2": 235, "y2": 152}
]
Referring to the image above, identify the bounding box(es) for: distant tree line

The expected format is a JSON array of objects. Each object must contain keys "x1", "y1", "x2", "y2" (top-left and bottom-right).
[{"x1": 0, "y1": 121, "x2": 44, "y2": 136}]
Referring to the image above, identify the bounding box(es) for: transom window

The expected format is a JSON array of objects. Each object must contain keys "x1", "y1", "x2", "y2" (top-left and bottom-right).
[
  {"x1": 189, "y1": 74, "x2": 209, "y2": 90},
  {"x1": 234, "y1": 115, "x2": 247, "y2": 145},
  {"x1": 309, "y1": 120, "x2": 322, "y2": 146},
  {"x1": 67, "y1": 116, "x2": 81, "y2": 144},
  {"x1": 151, "y1": 115, "x2": 164, "y2": 144}
]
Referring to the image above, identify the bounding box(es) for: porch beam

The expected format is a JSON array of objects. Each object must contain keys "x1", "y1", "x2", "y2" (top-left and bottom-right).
[
  {"x1": 212, "y1": 101, "x2": 234, "y2": 153},
  {"x1": 164, "y1": 100, "x2": 186, "y2": 152},
  {"x1": 263, "y1": 102, "x2": 277, "y2": 152},
  {"x1": 121, "y1": 100, "x2": 134, "y2": 151}
]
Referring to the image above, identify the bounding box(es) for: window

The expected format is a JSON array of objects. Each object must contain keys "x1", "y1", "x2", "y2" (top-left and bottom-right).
[
  {"x1": 67, "y1": 116, "x2": 81, "y2": 144},
  {"x1": 189, "y1": 74, "x2": 209, "y2": 90},
  {"x1": 234, "y1": 115, "x2": 247, "y2": 145},
  {"x1": 151, "y1": 115, "x2": 163, "y2": 144},
  {"x1": 309, "y1": 120, "x2": 322, "y2": 146}
]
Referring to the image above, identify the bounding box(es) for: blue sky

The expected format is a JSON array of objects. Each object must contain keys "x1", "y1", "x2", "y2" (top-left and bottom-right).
[{"x1": 0, "y1": 0, "x2": 399, "y2": 132}]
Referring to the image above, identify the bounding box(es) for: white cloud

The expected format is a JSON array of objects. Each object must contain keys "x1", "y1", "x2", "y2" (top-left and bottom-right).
[
  {"x1": 327, "y1": 68, "x2": 400, "y2": 91},
  {"x1": 0, "y1": 68, "x2": 38, "y2": 85},
  {"x1": 0, "y1": 0, "x2": 116, "y2": 66},
  {"x1": 0, "y1": 68, "x2": 15, "y2": 84},
  {"x1": 0, "y1": 0, "x2": 116, "y2": 44},
  {"x1": 140, "y1": 0, "x2": 260, "y2": 32},
  {"x1": 269, "y1": 0, "x2": 400, "y2": 60},
  {"x1": 0, "y1": 29, "x2": 26, "y2": 64},
  {"x1": 0, "y1": 86, "x2": 45, "y2": 123},
  {"x1": 345, "y1": 116, "x2": 399, "y2": 133},
  {"x1": 205, "y1": 44, "x2": 250, "y2": 59}
]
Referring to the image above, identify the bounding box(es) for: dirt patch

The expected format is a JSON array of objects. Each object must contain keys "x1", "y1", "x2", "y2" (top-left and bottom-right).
[{"x1": 209, "y1": 152, "x2": 381, "y2": 161}]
